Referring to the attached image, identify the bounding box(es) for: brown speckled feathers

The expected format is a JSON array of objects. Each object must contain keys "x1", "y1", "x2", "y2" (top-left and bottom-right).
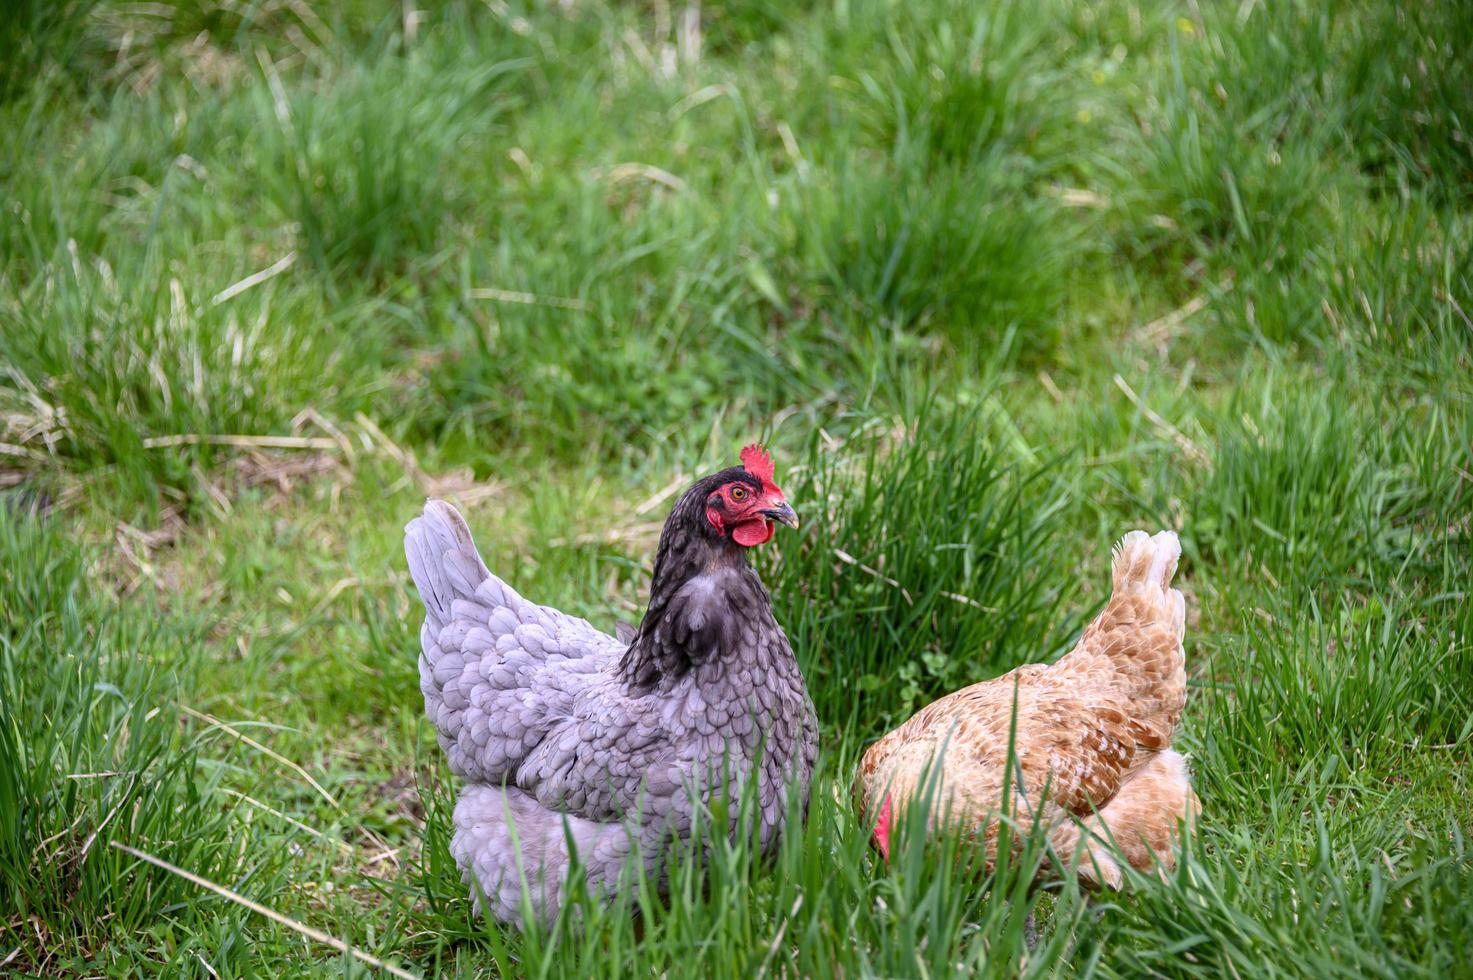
[{"x1": 856, "y1": 530, "x2": 1198, "y2": 884}]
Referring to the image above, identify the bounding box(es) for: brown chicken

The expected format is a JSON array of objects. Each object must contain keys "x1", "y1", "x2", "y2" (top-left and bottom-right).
[{"x1": 854, "y1": 530, "x2": 1197, "y2": 887}]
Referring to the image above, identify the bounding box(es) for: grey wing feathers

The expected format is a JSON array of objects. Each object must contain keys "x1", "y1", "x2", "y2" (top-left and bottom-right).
[{"x1": 405, "y1": 499, "x2": 625, "y2": 783}]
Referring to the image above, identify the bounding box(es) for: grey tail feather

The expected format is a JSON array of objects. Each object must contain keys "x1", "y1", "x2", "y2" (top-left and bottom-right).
[{"x1": 404, "y1": 499, "x2": 491, "y2": 631}]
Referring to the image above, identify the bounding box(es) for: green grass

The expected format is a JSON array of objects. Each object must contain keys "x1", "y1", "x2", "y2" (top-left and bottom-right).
[{"x1": 1, "y1": 0, "x2": 1470, "y2": 975}]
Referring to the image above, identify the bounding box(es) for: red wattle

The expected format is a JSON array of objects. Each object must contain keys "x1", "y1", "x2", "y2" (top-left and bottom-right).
[
  {"x1": 731, "y1": 519, "x2": 774, "y2": 547},
  {"x1": 873, "y1": 795, "x2": 893, "y2": 862}
]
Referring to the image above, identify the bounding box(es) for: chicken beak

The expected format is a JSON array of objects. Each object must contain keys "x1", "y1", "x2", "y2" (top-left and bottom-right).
[{"x1": 762, "y1": 501, "x2": 799, "y2": 529}]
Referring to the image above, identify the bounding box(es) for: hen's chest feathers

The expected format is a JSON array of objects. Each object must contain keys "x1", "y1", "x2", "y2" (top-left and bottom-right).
[
  {"x1": 628, "y1": 569, "x2": 811, "y2": 743},
  {"x1": 505, "y1": 564, "x2": 816, "y2": 832}
]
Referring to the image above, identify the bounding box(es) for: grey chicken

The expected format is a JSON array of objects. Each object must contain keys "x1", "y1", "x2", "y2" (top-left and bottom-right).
[{"x1": 404, "y1": 445, "x2": 817, "y2": 926}]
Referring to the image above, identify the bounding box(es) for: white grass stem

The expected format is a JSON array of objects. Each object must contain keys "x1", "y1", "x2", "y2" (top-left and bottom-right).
[
  {"x1": 1112, "y1": 375, "x2": 1211, "y2": 466},
  {"x1": 0, "y1": 441, "x2": 48, "y2": 460},
  {"x1": 108, "y1": 842, "x2": 419, "y2": 980},
  {"x1": 178, "y1": 704, "x2": 341, "y2": 811},
  {"x1": 142, "y1": 434, "x2": 340, "y2": 450},
  {"x1": 467, "y1": 287, "x2": 591, "y2": 311},
  {"x1": 211, "y1": 252, "x2": 297, "y2": 306},
  {"x1": 218, "y1": 788, "x2": 353, "y2": 854}
]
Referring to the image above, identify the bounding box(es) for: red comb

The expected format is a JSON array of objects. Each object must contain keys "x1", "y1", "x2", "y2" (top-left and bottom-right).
[{"x1": 740, "y1": 443, "x2": 775, "y2": 485}]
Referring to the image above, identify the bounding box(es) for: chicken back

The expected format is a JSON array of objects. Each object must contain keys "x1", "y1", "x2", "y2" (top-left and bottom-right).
[
  {"x1": 405, "y1": 449, "x2": 817, "y2": 925},
  {"x1": 855, "y1": 530, "x2": 1198, "y2": 886}
]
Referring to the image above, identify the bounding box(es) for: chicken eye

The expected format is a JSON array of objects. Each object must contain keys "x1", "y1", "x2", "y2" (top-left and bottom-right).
[{"x1": 730, "y1": 486, "x2": 747, "y2": 501}]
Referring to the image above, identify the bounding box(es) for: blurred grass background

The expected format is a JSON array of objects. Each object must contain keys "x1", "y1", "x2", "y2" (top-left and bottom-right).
[{"x1": 1, "y1": 0, "x2": 1470, "y2": 975}]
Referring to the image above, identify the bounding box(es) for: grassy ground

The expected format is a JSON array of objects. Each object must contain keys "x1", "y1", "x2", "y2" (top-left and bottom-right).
[{"x1": 2, "y1": 0, "x2": 1471, "y2": 975}]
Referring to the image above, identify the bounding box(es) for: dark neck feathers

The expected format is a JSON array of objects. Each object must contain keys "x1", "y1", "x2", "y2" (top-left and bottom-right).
[{"x1": 618, "y1": 472, "x2": 770, "y2": 689}]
